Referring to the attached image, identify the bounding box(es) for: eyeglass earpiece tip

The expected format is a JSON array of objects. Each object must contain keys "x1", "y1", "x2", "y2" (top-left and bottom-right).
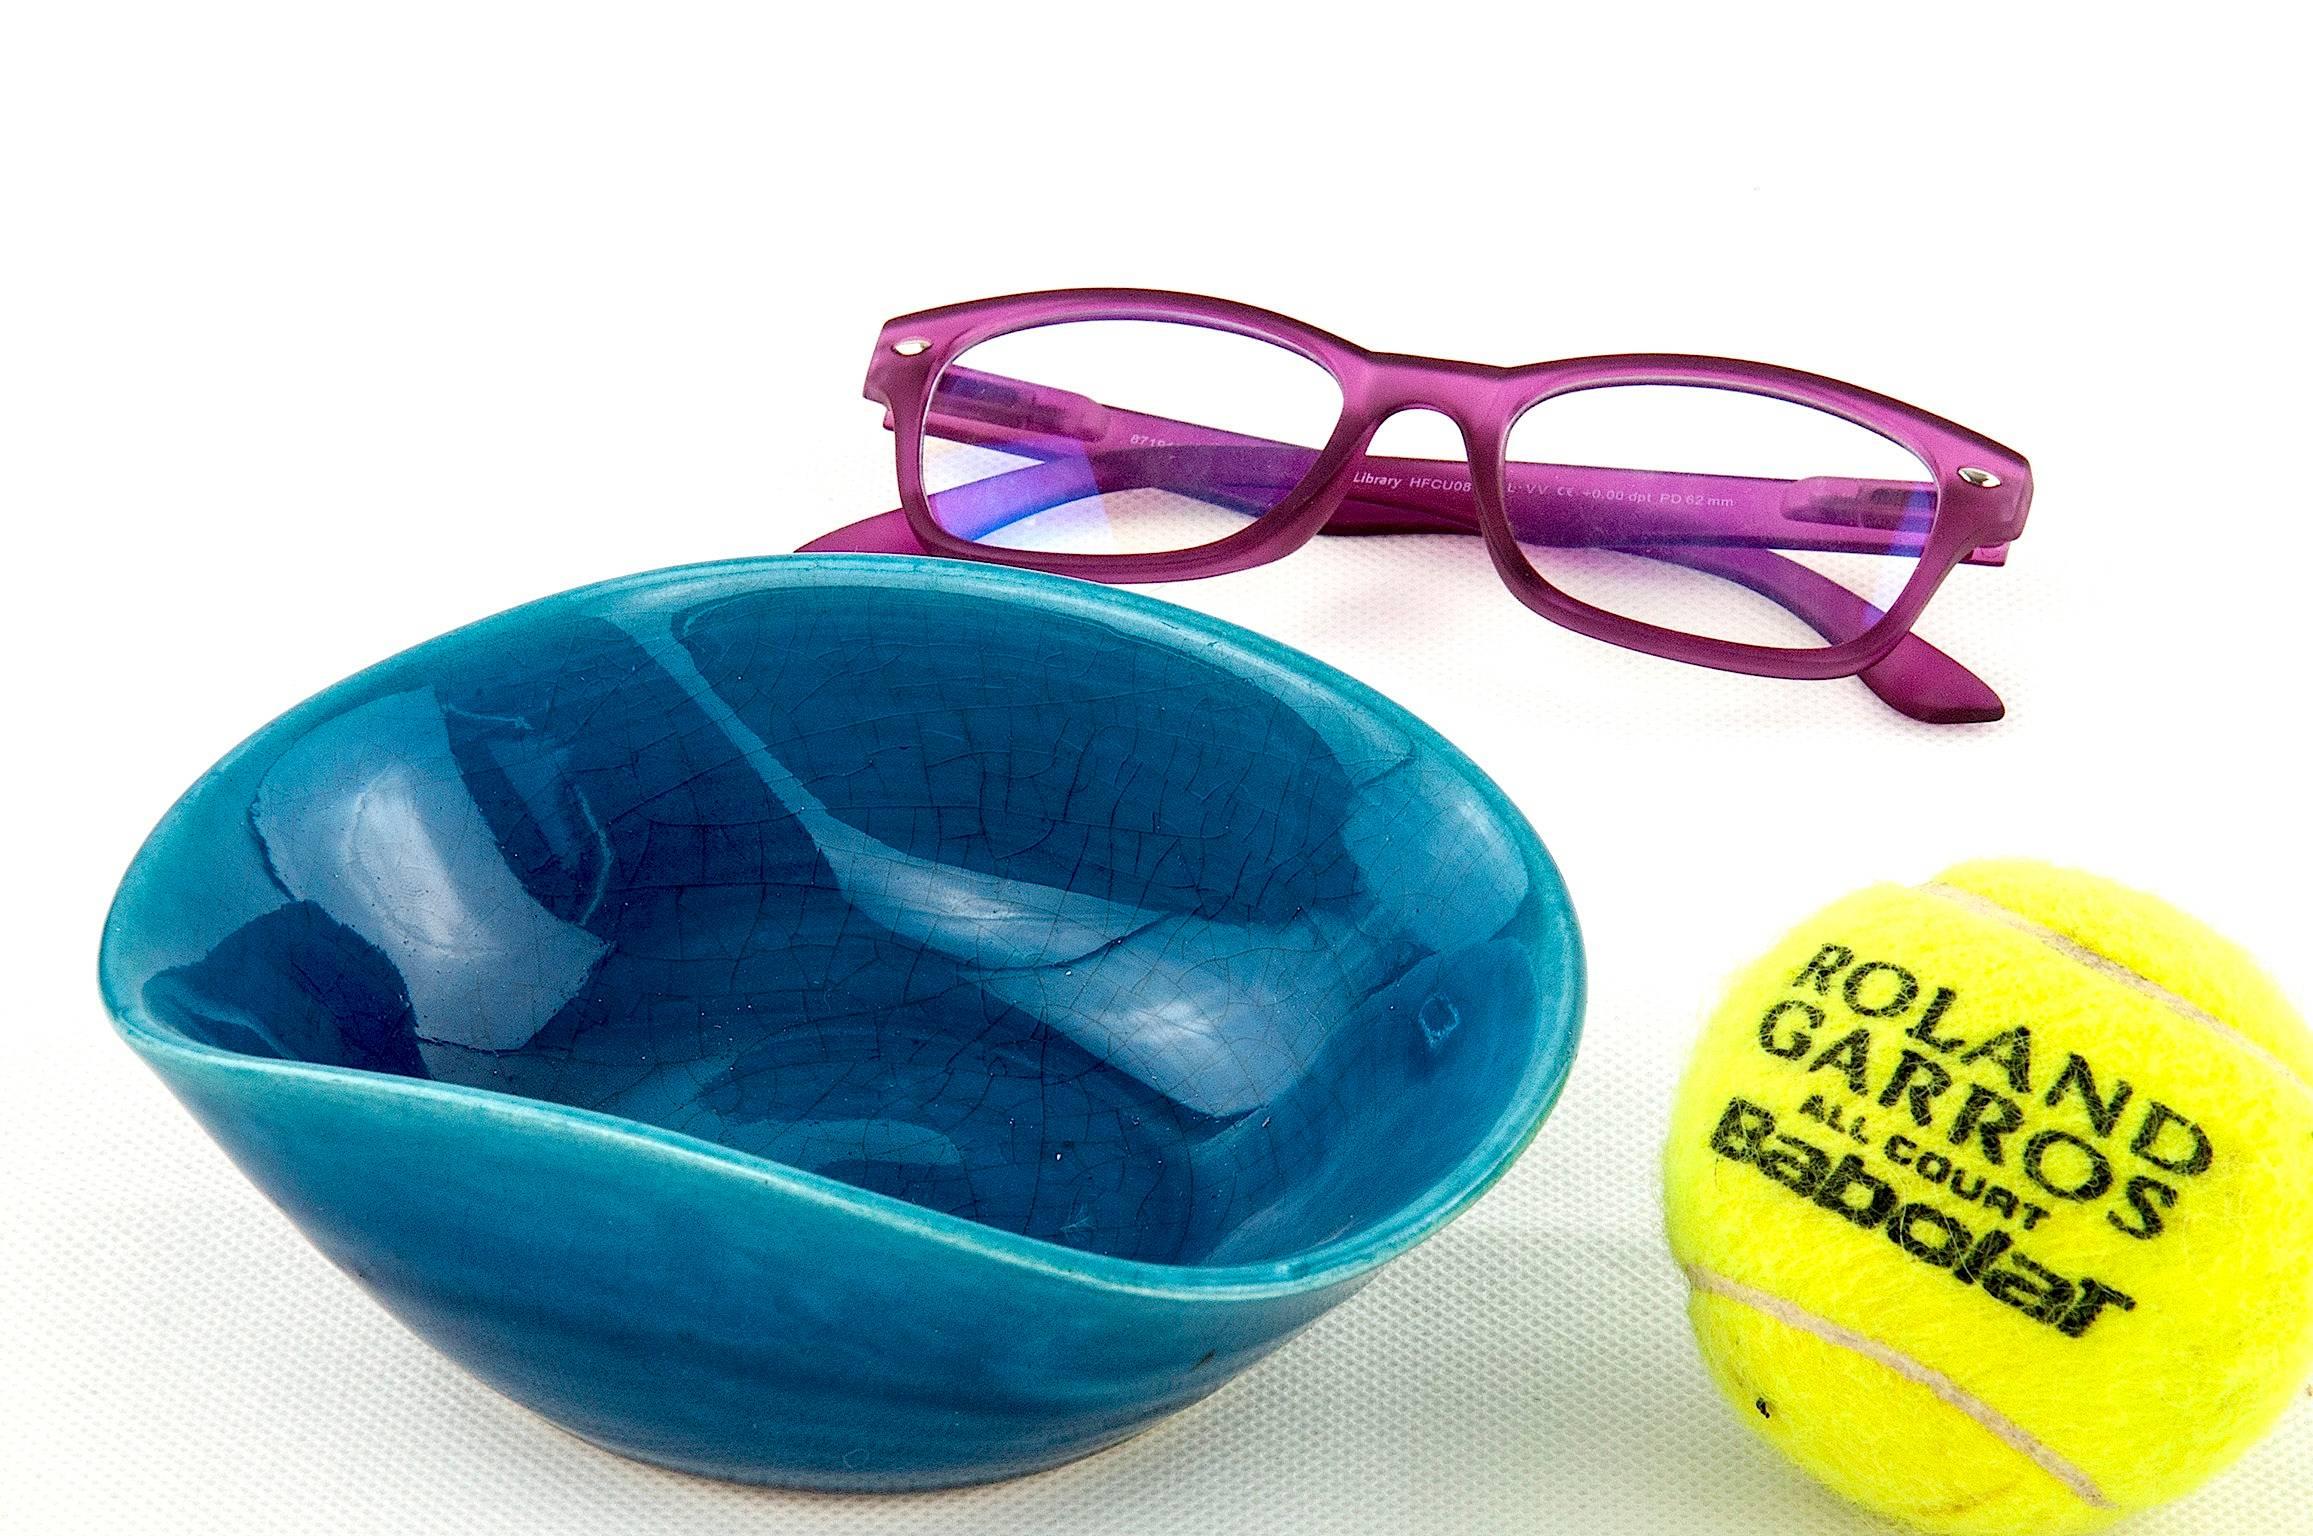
[{"x1": 1860, "y1": 634, "x2": 2005, "y2": 725}]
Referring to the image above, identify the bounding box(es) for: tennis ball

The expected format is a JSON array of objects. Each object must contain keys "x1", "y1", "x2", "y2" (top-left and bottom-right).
[{"x1": 1663, "y1": 860, "x2": 2313, "y2": 1535}]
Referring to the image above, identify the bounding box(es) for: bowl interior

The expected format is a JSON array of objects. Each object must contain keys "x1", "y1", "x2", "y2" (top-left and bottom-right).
[{"x1": 109, "y1": 561, "x2": 1575, "y2": 1269}]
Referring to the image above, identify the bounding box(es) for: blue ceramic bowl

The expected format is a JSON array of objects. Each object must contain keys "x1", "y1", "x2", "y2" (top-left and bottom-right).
[{"x1": 99, "y1": 556, "x2": 1582, "y2": 1490}]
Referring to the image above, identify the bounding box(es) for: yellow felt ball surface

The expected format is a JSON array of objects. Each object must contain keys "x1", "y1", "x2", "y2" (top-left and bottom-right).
[{"x1": 1663, "y1": 861, "x2": 2313, "y2": 1535}]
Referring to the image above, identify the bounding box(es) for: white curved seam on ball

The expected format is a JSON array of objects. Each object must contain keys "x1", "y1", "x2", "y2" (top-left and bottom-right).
[
  {"x1": 1919, "y1": 882, "x2": 2311, "y2": 1099},
  {"x1": 1681, "y1": 1263, "x2": 2114, "y2": 1510}
]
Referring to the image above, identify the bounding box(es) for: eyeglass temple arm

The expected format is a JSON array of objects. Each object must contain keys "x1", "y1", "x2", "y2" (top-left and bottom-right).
[
  {"x1": 1313, "y1": 500, "x2": 2001, "y2": 722},
  {"x1": 801, "y1": 498, "x2": 2002, "y2": 724},
  {"x1": 923, "y1": 367, "x2": 2010, "y2": 566}
]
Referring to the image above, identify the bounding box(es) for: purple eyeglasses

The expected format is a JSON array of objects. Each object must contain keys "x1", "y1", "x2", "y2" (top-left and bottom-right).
[{"x1": 803, "y1": 289, "x2": 2034, "y2": 723}]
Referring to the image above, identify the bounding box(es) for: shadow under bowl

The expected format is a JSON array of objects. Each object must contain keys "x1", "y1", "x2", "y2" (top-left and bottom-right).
[{"x1": 99, "y1": 555, "x2": 1584, "y2": 1490}]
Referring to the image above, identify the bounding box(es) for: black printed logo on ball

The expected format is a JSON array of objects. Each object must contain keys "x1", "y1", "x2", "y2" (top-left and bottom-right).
[{"x1": 1706, "y1": 941, "x2": 2224, "y2": 1341}]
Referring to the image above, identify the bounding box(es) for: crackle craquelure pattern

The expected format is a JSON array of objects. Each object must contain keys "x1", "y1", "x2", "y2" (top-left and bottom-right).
[{"x1": 99, "y1": 556, "x2": 1583, "y2": 1489}]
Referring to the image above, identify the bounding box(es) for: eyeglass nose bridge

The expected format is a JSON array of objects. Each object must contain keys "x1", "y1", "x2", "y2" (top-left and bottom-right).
[
  {"x1": 1343, "y1": 341, "x2": 1531, "y2": 460},
  {"x1": 1337, "y1": 354, "x2": 1528, "y2": 472},
  {"x1": 1349, "y1": 351, "x2": 1520, "y2": 420}
]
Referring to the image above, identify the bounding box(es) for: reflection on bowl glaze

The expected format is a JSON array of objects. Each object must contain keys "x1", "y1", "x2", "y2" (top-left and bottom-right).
[{"x1": 100, "y1": 556, "x2": 1583, "y2": 1490}]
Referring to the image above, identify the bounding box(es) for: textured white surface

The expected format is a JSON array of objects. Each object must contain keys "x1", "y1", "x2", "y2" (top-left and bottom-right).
[{"x1": 5, "y1": 5, "x2": 2310, "y2": 1532}]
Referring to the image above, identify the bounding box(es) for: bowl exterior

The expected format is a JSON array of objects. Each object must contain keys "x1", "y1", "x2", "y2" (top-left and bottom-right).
[
  {"x1": 132, "y1": 1034, "x2": 1359, "y2": 1489},
  {"x1": 101, "y1": 555, "x2": 1581, "y2": 1489}
]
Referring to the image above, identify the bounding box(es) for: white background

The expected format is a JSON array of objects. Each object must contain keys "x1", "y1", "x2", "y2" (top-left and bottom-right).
[{"x1": 5, "y1": 6, "x2": 2309, "y2": 1533}]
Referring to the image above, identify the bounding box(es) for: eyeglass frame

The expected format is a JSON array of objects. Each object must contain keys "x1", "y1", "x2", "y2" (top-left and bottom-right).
[{"x1": 803, "y1": 288, "x2": 2034, "y2": 724}]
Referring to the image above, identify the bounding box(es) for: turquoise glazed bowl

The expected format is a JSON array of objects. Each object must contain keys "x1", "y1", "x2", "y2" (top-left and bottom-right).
[{"x1": 99, "y1": 556, "x2": 1582, "y2": 1490}]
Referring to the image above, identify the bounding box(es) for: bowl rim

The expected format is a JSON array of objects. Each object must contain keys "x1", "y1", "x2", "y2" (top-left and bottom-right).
[{"x1": 99, "y1": 553, "x2": 1585, "y2": 1302}]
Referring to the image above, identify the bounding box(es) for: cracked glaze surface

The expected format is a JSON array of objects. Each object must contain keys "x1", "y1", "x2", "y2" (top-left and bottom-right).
[{"x1": 101, "y1": 556, "x2": 1582, "y2": 1486}]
